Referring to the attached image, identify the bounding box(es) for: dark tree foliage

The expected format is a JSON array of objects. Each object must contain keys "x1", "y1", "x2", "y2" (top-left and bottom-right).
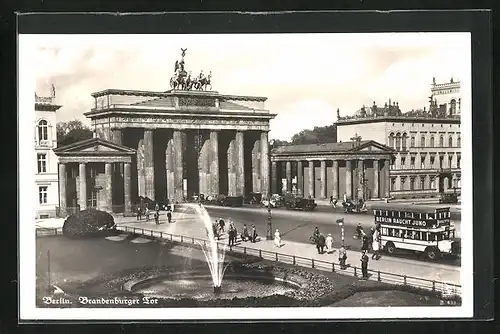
[
  {"x1": 62, "y1": 209, "x2": 116, "y2": 238},
  {"x1": 271, "y1": 124, "x2": 337, "y2": 147},
  {"x1": 57, "y1": 120, "x2": 93, "y2": 146}
]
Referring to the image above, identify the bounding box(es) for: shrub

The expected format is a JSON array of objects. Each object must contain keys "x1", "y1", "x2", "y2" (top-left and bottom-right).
[{"x1": 62, "y1": 209, "x2": 116, "y2": 238}]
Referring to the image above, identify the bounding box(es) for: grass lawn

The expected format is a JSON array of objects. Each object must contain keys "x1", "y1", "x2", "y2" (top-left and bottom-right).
[{"x1": 36, "y1": 235, "x2": 444, "y2": 308}]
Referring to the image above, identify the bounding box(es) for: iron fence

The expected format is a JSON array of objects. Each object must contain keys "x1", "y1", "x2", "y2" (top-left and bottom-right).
[{"x1": 35, "y1": 225, "x2": 462, "y2": 298}]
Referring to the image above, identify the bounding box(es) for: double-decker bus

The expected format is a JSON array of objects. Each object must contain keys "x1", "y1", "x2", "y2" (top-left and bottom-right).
[{"x1": 373, "y1": 206, "x2": 459, "y2": 260}]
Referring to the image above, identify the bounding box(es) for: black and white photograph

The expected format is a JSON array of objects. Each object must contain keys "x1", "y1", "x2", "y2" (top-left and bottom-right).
[{"x1": 19, "y1": 30, "x2": 473, "y2": 320}]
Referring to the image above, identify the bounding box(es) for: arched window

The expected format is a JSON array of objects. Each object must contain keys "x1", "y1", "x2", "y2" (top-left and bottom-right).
[
  {"x1": 37, "y1": 120, "x2": 48, "y2": 141},
  {"x1": 421, "y1": 136, "x2": 426, "y2": 147},
  {"x1": 410, "y1": 136, "x2": 415, "y2": 148},
  {"x1": 430, "y1": 136, "x2": 435, "y2": 147},
  {"x1": 439, "y1": 136, "x2": 444, "y2": 147},
  {"x1": 395, "y1": 133, "x2": 401, "y2": 151},
  {"x1": 448, "y1": 136, "x2": 453, "y2": 147},
  {"x1": 388, "y1": 133, "x2": 395, "y2": 148},
  {"x1": 457, "y1": 136, "x2": 461, "y2": 147},
  {"x1": 402, "y1": 133, "x2": 408, "y2": 151},
  {"x1": 450, "y1": 99, "x2": 457, "y2": 115}
]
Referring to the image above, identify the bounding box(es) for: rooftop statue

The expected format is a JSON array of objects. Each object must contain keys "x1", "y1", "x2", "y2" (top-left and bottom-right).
[{"x1": 170, "y1": 48, "x2": 213, "y2": 91}]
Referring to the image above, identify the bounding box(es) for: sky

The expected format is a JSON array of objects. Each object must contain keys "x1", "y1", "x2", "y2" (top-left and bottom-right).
[{"x1": 32, "y1": 33, "x2": 471, "y2": 141}]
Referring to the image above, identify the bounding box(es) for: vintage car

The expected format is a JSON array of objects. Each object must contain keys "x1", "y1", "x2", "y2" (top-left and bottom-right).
[
  {"x1": 261, "y1": 194, "x2": 283, "y2": 208},
  {"x1": 439, "y1": 192, "x2": 459, "y2": 204},
  {"x1": 283, "y1": 195, "x2": 317, "y2": 211},
  {"x1": 342, "y1": 199, "x2": 368, "y2": 213},
  {"x1": 244, "y1": 192, "x2": 263, "y2": 204}
]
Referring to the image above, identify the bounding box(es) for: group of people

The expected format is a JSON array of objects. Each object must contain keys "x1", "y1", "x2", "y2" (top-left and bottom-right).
[
  {"x1": 311, "y1": 227, "x2": 349, "y2": 269},
  {"x1": 211, "y1": 219, "x2": 259, "y2": 245},
  {"x1": 136, "y1": 202, "x2": 173, "y2": 225},
  {"x1": 357, "y1": 222, "x2": 382, "y2": 279}
]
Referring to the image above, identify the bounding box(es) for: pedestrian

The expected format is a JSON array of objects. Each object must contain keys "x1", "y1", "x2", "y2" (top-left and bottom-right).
[
  {"x1": 212, "y1": 222, "x2": 220, "y2": 240},
  {"x1": 332, "y1": 198, "x2": 338, "y2": 208},
  {"x1": 251, "y1": 225, "x2": 258, "y2": 243},
  {"x1": 361, "y1": 252, "x2": 369, "y2": 279},
  {"x1": 241, "y1": 224, "x2": 249, "y2": 242},
  {"x1": 361, "y1": 235, "x2": 370, "y2": 254},
  {"x1": 316, "y1": 233, "x2": 326, "y2": 254},
  {"x1": 274, "y1": 229, "x2": 282, "y2": 247},
  {"x1": 136, "y1": 207, "x2": 142, "y2": 221},
  {"x1": 166, "y1": 207, "x2": 172, "y2": 223},
  {"x1": 145, "y1": 207, "x2": 150, "y2": 221},
  {"x1": 325, "y1": 233, "x2": 334, "y2": 254},
  {"x1": 228, "y1": 225, "x2": 235, "y2": 247},
  {"x1": 218, "y1": 218, "x2": 225, "y2": 234},
  {"x1": 155, "y1": 202, "x2": 159, "y2": 213},
  {"x1": 343, "y1": 192, "x2": 348, "y2": 203},
  {"x1": 338, "y1": 245, "x2": 347, "y2": 269},
  {"x1": 154, "y1": 211, "x2": 159, "y2": 225},
  {"x1": 371, "y1": 228, "x2": 381, "y2": 260},
  {"x1": 329, "y1": 196, "x2": 334, "y2": 205}
]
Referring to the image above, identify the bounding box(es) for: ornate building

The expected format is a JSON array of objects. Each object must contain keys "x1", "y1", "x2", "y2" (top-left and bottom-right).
[
  {"x1": 270, "y1": 138, "x2": 395, "y2": 200},
  {"x1": 335, "y1": 78, "x2": 461, "y2": 199},
  {"x1": 54, "y1": 50, "x2": 276, "y2": 215},
  {"x1": 35, "y1": 88, "x2": 61, "y2": 218}
]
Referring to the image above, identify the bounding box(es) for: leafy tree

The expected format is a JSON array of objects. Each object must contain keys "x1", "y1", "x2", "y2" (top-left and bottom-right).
[
  {"x1": 57, "y1": 120, "x2": 93, "y2": 146},
  {"x1": 290, "y1": 124, "x2": 337, "y2": 145}
]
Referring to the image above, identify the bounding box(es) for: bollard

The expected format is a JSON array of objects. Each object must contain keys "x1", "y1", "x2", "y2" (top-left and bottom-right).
[
  {"x1": 141, "y1": 228, "x2": 144, "y2": 235},
  {"x1": 170, "y1": 234, "x2": 173, "y2": 241},
  {"x1": 311, "y1": 259, "x2": 315, "y2": 268},
  {"x1": 432, "y1": 281, "x2": 436, "y2": 292},
  {"x1": 259, "y1": 250, "x2": 262, "y2": 258},
  {"x1": 181, "y1": 236, "x2": 183, "y2": 243},
  {"x1": 332, "y1": 263, "x2": 335, "y2": 272},
  {"x1": 192, "y1": 237, "x2": 194, "y2": 244},
  {"x1": 293, "y1": 256, "x2": 296, "y2": 265},
  {"x1": 160, "y1": 232, "x2": 163, "y2": 239},
  {"x1": 275, "y1": 252, "x2": 278, "y2": 262},
  {"x1": 404, "y1": 275, "x2": 407, "y2": 285},
  {"x1": 354, "y1": 267, "x2": 357, "y2": 277},
  {"x1": 377, "y1": 271, "x2": 381, "y2": 282},
  {"x1": 244, "y1": 247, "x2": 246, "y2": 255},
  {"x1": 151, "y1": 230, "x2": 153, "y2": 237}
]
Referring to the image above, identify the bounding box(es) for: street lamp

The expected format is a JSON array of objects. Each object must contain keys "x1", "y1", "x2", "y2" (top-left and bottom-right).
[
  {"x1": 336, "y1": 218, "x2": 345, "y2": 247},
  {"x1": 266, "y1": 139, "x2": 275, "y2": 240}
]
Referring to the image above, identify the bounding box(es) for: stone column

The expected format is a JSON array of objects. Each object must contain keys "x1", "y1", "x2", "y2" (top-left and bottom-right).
[
  {"x1": 285, "y1": 161, "x2": 292, "y2": 193},
  {"x1": 308, "y1": 160, "x2": 314, "y2": 198},
  {"x1": 143, "y1": 129, "x2": 155, "y2": 200},
  {"x1": 297, "y1": 161, "x2": 303, "y2": 197},
  {"x1": 210, "y1": 131, "x2": 219, "y2": 196},
  {"x1": 236, "y1": 131, "x2": 245, "y2": 196},
  {"x1": 124, "y1": 162, "x2": 132, "y2": 213},
  {"x1": 78, "y1": 162, "x2": 87, "y2": 210},
  {"x1": 137, "y1": 138, "x2": 145, "y2": 197},
  {"x1": 227, "y1": 136, "x2": 236, "y2": 196},
  {"x1": 105, "y1": 162, "x2": 113, "y2": 212},
  {"x1": 112, "y1": 129, "x2": 122, "y2": 145},
  {"x1": 358, "y1": 159, "x2": 365, "y2": 200},
  {"x1": 346, "y1": 160, "x2": 352, "y2": 199},
  {"x1": 373, "y1": 159, "x2": 380, "y2": 198},
  {"x1": 384, "y1": 159, "x2": 390, "y2": 198},
  {"x1": 332, "y1": 160, "x2": 339, "y2": 199},
  {"x1": 252, "y1": 138, "x2": 261, "y2": 193},
  {"x1": 271, "y1": 161, "x2": 278, "y2": 195},
  {"x1": 198, "y1": 134, "x2": 210, "y2": 196},
  {"x1": 173, "y1": 130, "x2": 184, "y2": 202},
  {"x1": 320, "y1": 160, "x2": 327, "y2": 199},
  {"x1": 58, "y1": 163, "x2": 67, "y2": 216},
  {"x1": 260, "y1": 132, "x2": 269, "y2": 199},
  {"x1": 165, "y1": 136, "x2": 174, "y2": 201}
]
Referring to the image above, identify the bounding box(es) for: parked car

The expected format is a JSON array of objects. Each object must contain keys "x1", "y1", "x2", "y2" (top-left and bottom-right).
[
  {"x1": 283, "y1": 195, "x2": 317, "y2": 211},
  {"x1": 244, "y1": 192, "x2": 263, "y2": 204},
  {"x1": 261, "y1": 194, "x2": 283, "y2": 208}
]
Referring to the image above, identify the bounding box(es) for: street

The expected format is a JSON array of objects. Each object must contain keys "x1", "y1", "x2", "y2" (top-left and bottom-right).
[{"x1": 202, "y1": 205, "x2": 461, "y2": 266}]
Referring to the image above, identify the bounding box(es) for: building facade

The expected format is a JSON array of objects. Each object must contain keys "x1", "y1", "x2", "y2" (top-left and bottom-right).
[
  {"x1": 35, "y1": 91, "x2": 61, "y2": 218},
  {"x1": 270, "y1": 139, "x2": 395, "y2": 200},
  {"x1": 335, "y1": 78, "x2": 461, "y2": 199}
]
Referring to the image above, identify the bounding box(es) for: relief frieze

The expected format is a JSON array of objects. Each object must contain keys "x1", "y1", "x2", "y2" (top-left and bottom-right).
[{"x1": 179, "y1": 97, "x2": 216, "y2": 108}]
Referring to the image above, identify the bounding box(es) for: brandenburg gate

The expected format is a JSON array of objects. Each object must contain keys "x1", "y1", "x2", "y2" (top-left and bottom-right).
[{"x1": 54, "y1": 50, "x2": 276, "y2": 214}]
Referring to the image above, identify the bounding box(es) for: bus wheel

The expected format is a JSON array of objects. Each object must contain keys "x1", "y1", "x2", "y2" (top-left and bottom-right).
[
  {"x1": 425, "y1": 247, "x2": 441, "y2": 261},
  {"x1": 385, "y1": 242, "x2": 396, "y2": 254}
]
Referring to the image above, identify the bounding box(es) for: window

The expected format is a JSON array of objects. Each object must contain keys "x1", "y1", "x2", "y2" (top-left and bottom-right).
[
  {"x1": 402, "y1": 134, "x2": 407, "y2": 151},
  {"x1": 410, "y1": 178, "x2": 415, "y2": 190},
  {"x1": 457, "y1": 156, "x2": 461, "y2": 168},
  {"x1": 410, "y1": 157, "x2": 415, "y2": 169},
  {"x1": 421, "y1": 156, "x2": 425, "y2": 169},
  {"x1": 37, "y1": 120, "x2": 48, "y2": 141},
  {"x1": 400, "y1": 157, "x2": 406, "y2": 169},
  {"x1": 400, "y1": 177, "x2": 406, "y2": 190},
  {"x1": 388, "y1": 133, "x2": 394, "y2": 148},
  {"x1": 439, "y1": 156, "x2": 443, "y2": 169},
  {"x1": 37, "y1": 153, "x2": 47, "y2": 173},
  {"x1": 450, "y1": 99, "x2": 457, "y2": 115},
  {"x1": 39, "y1": 186, "x2": 47, "y2": 204},
  {"x1": 439, "y1": 136, "x2": 444, "y2": 147},
  {"x1": 420, "y1": 176, "x2": 426, "y2": 189},
  {"x1": 395, "y1": 133, "x2": 401, "y2": 151},
  {"x1": 430, "y1": 156, "x2": 435, "y2": 167},
  {"x1": 390, "y1": 178, "x2": 396, "y2": 191},
  {"x1": 90, "y1": 190, "x2": 97, "y2": 208},
  {"x1": 410, "y1": 136, "x2": 415, "y2": 147},
  {"x1": 430, "y1": 177, "x2": 435, "y2": 189},
  {"x1": 448, "y1": 155, "x2": 453, "y2": 168},
  {"x1": 448, "y1": 136, "x2": 453, "y2": 147},
  {"x1": 430, "y1": 136, "x2": 435, "y2": 147},
  {"x1": 457, "y1": 136, "x2": 461, "y2": 147},
  {"x1": 421, "y1": 136, "x2": 426, "y2": 147}
]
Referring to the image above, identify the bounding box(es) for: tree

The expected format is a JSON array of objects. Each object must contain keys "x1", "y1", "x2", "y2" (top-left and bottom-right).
[
  {"x1": 57, "y1": 120, "x2": 93, "y2": 146},
  {"x1": 290, "y1": 124, "x2": 337, "y2": 145}
]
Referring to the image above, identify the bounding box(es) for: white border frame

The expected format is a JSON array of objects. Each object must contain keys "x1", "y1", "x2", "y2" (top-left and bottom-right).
[{"x1": 18, "y1": 33, "x2": 473, "y2": 320}]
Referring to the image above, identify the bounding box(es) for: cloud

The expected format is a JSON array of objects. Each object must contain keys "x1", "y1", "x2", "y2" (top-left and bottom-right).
[{"x1": 31, "y1": 33, "x2": 471, "y2": 140}]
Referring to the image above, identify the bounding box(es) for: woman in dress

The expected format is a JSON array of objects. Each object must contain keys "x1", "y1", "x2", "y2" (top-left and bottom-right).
[
  {"x1": 274, "y1": 229, "x2": 282, "y2": 247},
  {"x1": 371, "y1": 228, "x2": 381, "y2": 260},
  {"x1": 325, "y1": 233, "x2": 334, "y2": 254}
]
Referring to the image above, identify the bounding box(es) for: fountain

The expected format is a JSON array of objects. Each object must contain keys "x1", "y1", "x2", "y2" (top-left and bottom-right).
[{"x1": 184, "y1": 203, "x2": 230, "y2": 294}]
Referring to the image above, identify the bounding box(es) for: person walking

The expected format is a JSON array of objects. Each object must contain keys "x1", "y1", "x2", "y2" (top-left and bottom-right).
[
  {"x1": 136, "y1": 207, "x2": 142, "y2": 221},
  {"x1": 371, "y1": 227, "x2": 381, "y2": 260},
  {"x1": 338, "y1": 245, "x2": 347, "y2": 269},
  {"x1": 154, "y1": 211, "x2": 160, "y2": 225},
  {"x1": 361, "y1": 234, "x2": 370, "y2": 254},
  {"x1": 166, "y1": 207, "x2": 172, "y2": 224},
  {"x1": 274, "y1": 229, "x2": 282, "y2": 247},
  {"x1": 251, "y1": 225, "x2": 258, "y2": 243},
  {"x1": 218, "y1": 218, "x2": 225, "y2": 234},
  {"x1": 316, "y1": 233, "x2": 326, "y2": 254},
  {"x1": 145, "y1": 207, "x2": 150, "y2": 221},
  {"x1": 361, "y1": 252, "x2": 369, "y2": 279},
  {"x1": 329, "y1": 196, "x2": 334, "y2": 205},
  {"x1": 228, "y1": 225, "x2": 235, "y2": 247},
  {"x1": 325, "y1": 233, "x2": 334, "y2": 254},
  {"x1": 241, "y1": 224, "x2": 249, "y2": 242}
]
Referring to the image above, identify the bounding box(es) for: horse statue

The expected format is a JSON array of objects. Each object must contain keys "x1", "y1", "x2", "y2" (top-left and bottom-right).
[
  {"x1": 194, "y1": 71, "x2": 212, "y2": 91},
  {"x1": 170, "y1": 70, "x2": 188, "y2": 90}
]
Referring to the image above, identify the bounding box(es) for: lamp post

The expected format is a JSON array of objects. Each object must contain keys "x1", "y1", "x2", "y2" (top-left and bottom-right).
[
  {"x1": 337, "y1": 218, "x2": 345, "y2": 247},
  {"x1": 266, "y1": 139, "x2": 275, "y2": 240}
]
